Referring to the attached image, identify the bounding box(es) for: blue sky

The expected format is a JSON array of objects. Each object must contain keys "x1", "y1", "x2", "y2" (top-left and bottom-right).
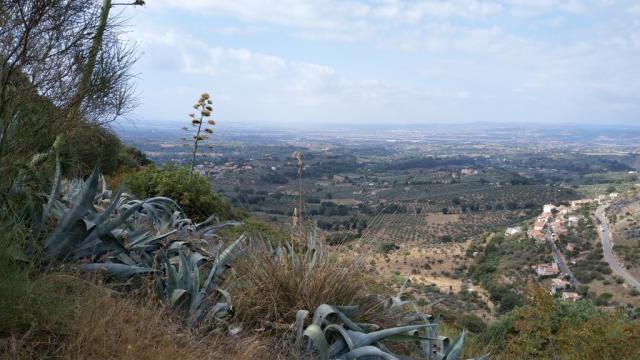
[{"x1": 119, "y1": 0, "x2": 640, "y2": 127}]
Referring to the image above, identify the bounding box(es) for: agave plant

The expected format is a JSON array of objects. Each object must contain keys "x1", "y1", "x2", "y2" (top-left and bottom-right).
[
  {"x1": 39, "y1": 166, "x2": 247, "y2": 328},
  {"x1": 295, "y1": 300, "x2": 489, "y2": 359},
  {"x1": 42, "y1": 167, "x2": 239, "y2": 262},
  {"x1": 155, "y1": 234, "x2": 247, "y2": 327}
]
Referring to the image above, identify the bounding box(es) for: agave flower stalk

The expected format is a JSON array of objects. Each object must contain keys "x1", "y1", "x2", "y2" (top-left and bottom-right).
[
  {"x1": 293, "y1": 151, "x2": 303, "y2": 241},
  {"x1": 184, "y1": 92, "x2": 216, "y2": 182}
]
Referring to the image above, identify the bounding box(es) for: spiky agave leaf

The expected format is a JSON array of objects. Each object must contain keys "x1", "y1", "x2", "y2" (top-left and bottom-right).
[
  {"x1": 33, "y1": 153, "x2": 62, "y2": 238},
  {"x1": 337, "y1": 345, "x2": 399, "y2": 360},
  {"x1": 296, "y1": 310, "x2": 310, "y2": 349},
  {"x1": 45, "y1": 167, "x2": 100, "y2": 259},
  {"x1": 328, "y1": 324, "x2": 437, "y2": 358},
  {"x1": 443, "y1": 329, "x2": 465, "y2": 360},
  {"x1": 312, "y1": 304, "x2": 364, "y2": 332},
  {"x1": 81, "y1": 262, "x2": 156, "y2": 278},
  {"x1": 303, "y1": 324, "x2": 330, "y2": 360},
  {"x1": 188, "y1": 234, "x2": 246, "y2": 327},
  {"x1": 197, "y1": 221, "x2": 242, "y2": 238}
]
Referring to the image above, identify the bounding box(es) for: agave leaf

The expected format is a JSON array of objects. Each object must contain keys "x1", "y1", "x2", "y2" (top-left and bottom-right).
[
  {"x1": 100, "y1": 175, "x2": 108, "y2": 198},
  {"x1": 167, "y1": 241, "x2": 187, "y2": 251},
  {"x1": 215, "y1": 287, "x2": 232, "y2": 305},
  {"x1": 33, "y1": 153, "x2": 62, "y2": 238},
  {"x1": 130, "y1": 230, "x2": 178, "y2": 250},
  {"x1": 204, "y1": 302, "x2": 231, "y2": 322},
  {"x1": 303, "y1": 324, "x2": 329, "y2": 360},
  {"x1": 189, "y1": 251, "x2": 207, "y2": 266},
  {"x1": 81, "y1": 262, "x2": 156, "y2": 278},
  {"x1": 385, "y1": 334, "x2": 435, "y2": 342},
  {"x1": 170, "y1": 289, "x2": 189, "y2": 308},
  {"x1": 195, "y1": 214, "x2": 218, "y2": 229},
  {"x1": 193, "y1": 234, "x2": 246, "y2": 315},
  {"x1": 72, "y1": 230, "x2": 128, "y2": 259},
  {"x1": 335, "y1": 305, "x2": 360, "y2": 318},
  {"x1": 93, "y1": 183, "x2": 124, "y2": 227},
  {"x1": 352, "y1": 324, "x2": 437, "y2": 348},
  {"x1": 164, "y1": 255, "x2": 178, "y2": 293},
  {"x1": 312, "y1": 304, "x2": 364, "y2": 332},
  {"x1": 178, "y1": 249, "x2": 191, "y2": 292},
  {"x1": 325, "y1": 324, "x2": 356, "y2": 356},
  {"x1": 187, "y1": 234, "x2": 248, "y2": 328},
  {"x1": 197, "y1": 221, "x2": 242, "y2": 237},
  {"x1": 338, "y1": 345, "x2": 399, "y2": 360},
  {"x1": 98, "y1": 201, "x2": 144, "y2": 237},
  {"x1": 295, "y1": 310, "x2": 309, "y2": 348},
  {"x1": 115, "y1": 252, "x2": 137, "y2": 266},
  {"x1": 45, "y1": 167, "x2": 100, "y2": 259},
  {"x1": 443, "y1": 329, "x2": 465, "y2": 360}
]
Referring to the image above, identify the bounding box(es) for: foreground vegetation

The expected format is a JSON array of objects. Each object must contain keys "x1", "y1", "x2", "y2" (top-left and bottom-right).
[{"x1": 2, "y1": 1, "x2": 639, "y2": 359}]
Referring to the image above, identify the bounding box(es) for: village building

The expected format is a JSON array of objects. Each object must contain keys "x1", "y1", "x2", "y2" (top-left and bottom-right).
[
  {"x1": 528, "y1": 228, "x2": 546, "y2": 243},
  {"x1": 567, "y1": 215, "x2": 582, "y2": 227},
  {"x1": 551, "y1": 218, "x2": 566, "y2": 236},
  {"x1": 543, "y1": 204, "x2": 556, "y2": 214},
  {"x1": 534, "y1": 263, "x2": 559, "y2": 277},
  {"x1": 506, "y1": 226, "x2": 522, "y2": 236},
  {"x1": 562, "y1": 292, "x2": 580, "y2": 302},
  {"x1": 550, "y1": 278, "x2": 570, "y2": 295},
  {"x1": 570, "y1": 199, "x2": 591, "y2": 211}
]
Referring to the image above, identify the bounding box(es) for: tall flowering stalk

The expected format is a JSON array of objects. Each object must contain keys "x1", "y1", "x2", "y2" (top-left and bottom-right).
[
  {"x1": 183, "y1": 92, "x2": 215, "y2": 183},
  {"x1": 292, "y1": 151, "x2": 303, "y2": 241}
]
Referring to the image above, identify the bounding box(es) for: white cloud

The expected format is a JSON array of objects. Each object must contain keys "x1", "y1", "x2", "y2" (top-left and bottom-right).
[{"x1": 121, "y1": 0, "x2": 640, "y2": 125}]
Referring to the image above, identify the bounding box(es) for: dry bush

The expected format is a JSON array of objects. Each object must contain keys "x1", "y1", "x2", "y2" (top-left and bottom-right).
[{"x1": 230, "y1": 245, "x2": 388, "y2": 328}]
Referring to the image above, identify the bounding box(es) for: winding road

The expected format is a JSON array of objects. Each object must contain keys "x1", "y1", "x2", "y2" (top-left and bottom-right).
[
  {"x1": 595, "y1": 205, "x2": 640, "y2": 291},
  {"x1": 545, "y1": 226, "x2": 578, "y2": 288}
]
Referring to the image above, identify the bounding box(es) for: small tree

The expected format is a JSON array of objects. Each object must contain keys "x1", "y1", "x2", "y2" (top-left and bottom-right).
[{"x1": 182, "y1": 92, "x2": 216, "y2": 182}]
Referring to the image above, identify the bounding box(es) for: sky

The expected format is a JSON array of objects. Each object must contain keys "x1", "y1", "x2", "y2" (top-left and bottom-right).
[{"x1": 118, "y1": 0, "x2": 640, "y2": 127}]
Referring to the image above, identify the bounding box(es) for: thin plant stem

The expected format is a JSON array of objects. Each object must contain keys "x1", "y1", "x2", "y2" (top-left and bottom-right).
[{"x1": 188, "y1": 108, "x2": 204, "y2": 183}]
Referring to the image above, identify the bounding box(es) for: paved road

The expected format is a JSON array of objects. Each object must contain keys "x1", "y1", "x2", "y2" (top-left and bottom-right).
[
  {"x1": 545, "y1": 226, "x2": 578, "y2": 288},
  {"x1": 596, "y1": 205, "x2": 640, "y2": 291}
]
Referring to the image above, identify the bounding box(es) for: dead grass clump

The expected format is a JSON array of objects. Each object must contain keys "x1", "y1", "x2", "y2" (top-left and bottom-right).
[
  {"x1": 230, "y1": 247, "x2": 385, "y2": 327},
  {"x1": 62, "y1": 292, "x2": 217, "y2": 360}
]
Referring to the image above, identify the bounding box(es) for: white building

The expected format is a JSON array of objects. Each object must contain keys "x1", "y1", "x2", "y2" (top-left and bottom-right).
[
  {"x1": 534, "y1": 263, "x2": 559, "y2": 277},
  {"x1": 562, "y1": 292, "x2": 580, "y2": 302},
  {"x1": 543, "y1": 204, "x2": 556, "y2": 214},
  {"x1": 505, "y1": 226, "x2": 523, "y2": 236}
]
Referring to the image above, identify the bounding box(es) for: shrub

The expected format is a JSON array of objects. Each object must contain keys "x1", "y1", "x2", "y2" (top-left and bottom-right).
[
  {"x1": 482, "y1": 285, "x2": 640, "y2": 359},
  {"x1": 378, "y1": 241, "x2": 399, "y2": 254},
  {"x1": 61, "y1": 122, "x2": 150, "y2": 177},
  {"x1": 127, "y1": 164, "x2": 242, "y2": 221},
  {"x1": 230, "y1": 242, "x2": 382, "y2": 327}
]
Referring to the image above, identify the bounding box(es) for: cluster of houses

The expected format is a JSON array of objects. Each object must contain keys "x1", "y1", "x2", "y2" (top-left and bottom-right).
[
  {"x1": 526, "y1": 200, "x2": 591, "y2": 243},
  {"x1": 194, "y1": 162, "x2": 253, "y2": 177},
  {"x1": 532, "y1": 263, "x2": 580, "y2": 302},
  {"x1": 524, "y1": 201, "x2": 596, "y2": 302}
]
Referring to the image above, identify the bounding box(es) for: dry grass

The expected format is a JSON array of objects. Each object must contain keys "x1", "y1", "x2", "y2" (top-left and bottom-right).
[
  {"x1": 62, "y1": 294, "x2": 215, "y2": 360},
  {"x1": 0, "y1": 275, "x2": 267, "y2": 360},
  {"x1": 229, "y1": 245, "x2": 388, "y2": 328}
]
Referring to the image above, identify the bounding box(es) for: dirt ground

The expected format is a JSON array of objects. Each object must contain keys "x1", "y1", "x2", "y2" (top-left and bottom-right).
[{"x1": 346, "y1": 240, "x2": 496, "y2": 320}]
